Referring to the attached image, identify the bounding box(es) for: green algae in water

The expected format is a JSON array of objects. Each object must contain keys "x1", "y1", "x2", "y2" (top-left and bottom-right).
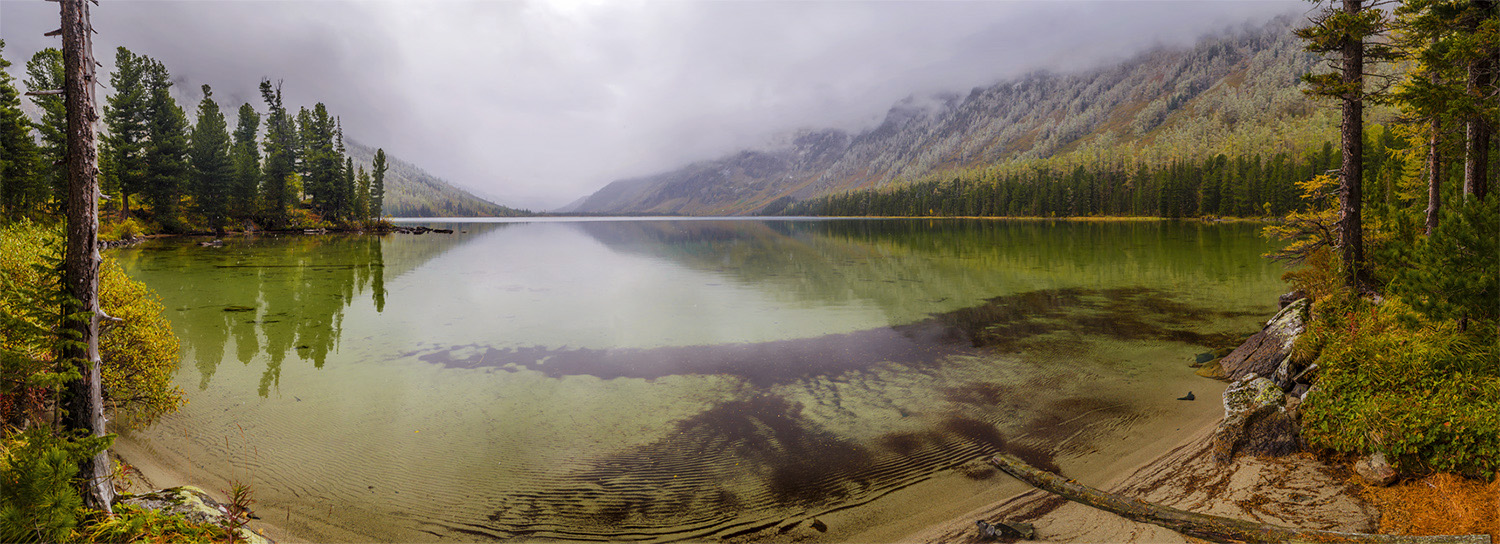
[{"x1": 113, "y1": 218, "x2": 1284, "y2": 542}]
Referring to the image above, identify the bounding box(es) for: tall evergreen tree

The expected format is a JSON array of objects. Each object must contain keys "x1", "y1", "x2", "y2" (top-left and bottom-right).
[
  {"x1": 355, "y1": 165, "x2": 371, "y2": 223},
  {"x1": 1456, "y1": 0, "x2": 1497, "y2": 201},
  {"x1": 1296, "y1": 0, "x2": 1395, "y2": 288},
  {"x1": 230, "y1": 103, "x2": 262, "y2": 222},
  {"x1": 103, "y1": 47, "x2": 151, "y2": 220},
  {"x1": 371, "y1": 148, "x2": 388, "y2": 220},
  {"x1": 0, "y1": 40, "x2": 44, "y2": 220},
  {"x1": 189, "y1": 85, "x2": 233, "y2": 234},
  {"x1": 23, "y1": 48, "x2": 66, "y2": 210},
  {"x1": 142, "y1": 60, "x2": 190, "y2": 231},
  {"x1": 259, "y1": 79, "x2": 296, "y2": 226}
]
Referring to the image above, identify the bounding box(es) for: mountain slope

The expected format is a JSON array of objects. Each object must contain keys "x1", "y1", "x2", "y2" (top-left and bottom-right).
[
  {"x1": 574, "y1": 15, "x2": 1334, "y2": 216},
  {"x1": 345, "y1": 140, "x2": 531, "y2": 217}
]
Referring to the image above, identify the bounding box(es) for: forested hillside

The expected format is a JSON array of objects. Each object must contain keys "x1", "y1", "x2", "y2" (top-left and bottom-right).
[
  {"x1": 573, "y1": 15, "x2": 1346, "y2": 216},
  {"x1": 344, "y1": 141, "x2": 529, "y2": 218}
]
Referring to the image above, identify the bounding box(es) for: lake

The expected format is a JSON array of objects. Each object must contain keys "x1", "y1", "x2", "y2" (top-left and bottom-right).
[{"x1": 112, "y1": 218, "x2": 1285, "y2": 542}]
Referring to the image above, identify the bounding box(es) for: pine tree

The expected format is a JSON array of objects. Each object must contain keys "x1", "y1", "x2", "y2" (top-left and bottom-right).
[
  {"x1": 103, "y1": 47, "x2": 151, "y2": 220},
  {"x1": 189, "y1": 85, "x2": 233, "y2": 234},
  {"x1": 1295, "y1": 0, "x2": 1396, "y2": 288},
  {"x1": 0, "y1": 40, "x2": 45, "y2": 221},
  {"x1": 23, "y1": 48, "x2": 66, "y2": 211},
  {"x1": 259, "y1": 79, "x2": 296, "y2": 227},
  {"x1": 355, "y1": 165, "x2": 371, "y2": 223},
  {"x1": 371, "y1": 148, "x2": 388, "y2": 220},
  {"x1": 142, "y1": 60, "x2": 190, "y2": 231},
  {"x1": 230, "y1": 103, "x2": 261, "y2": 223}
]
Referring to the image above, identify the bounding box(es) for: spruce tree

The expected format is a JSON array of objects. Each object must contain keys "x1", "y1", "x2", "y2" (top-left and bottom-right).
[
  {"x1": 23, "y1": 48, "x2": 66, "y2": 211},
  {"x1": 230, "y1": 103, "x2": 261, "y2": 223},
  {"x1": 189, "y1": 85, "x2": 233, "y2": 234}
]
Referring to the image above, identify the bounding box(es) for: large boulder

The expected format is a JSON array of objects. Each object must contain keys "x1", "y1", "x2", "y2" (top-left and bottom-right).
[
  {"x1": 1212, "y1": 375, "x2": 1299, "y2": 463},
  {"x1": 1219, "y1": 299, "x2": 1308, "y2": 384}
]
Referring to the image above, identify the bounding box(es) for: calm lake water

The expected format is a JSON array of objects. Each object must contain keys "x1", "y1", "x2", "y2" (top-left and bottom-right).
[{"x1": 114, "y1": 218, "x2": 1285, "y2": 542}]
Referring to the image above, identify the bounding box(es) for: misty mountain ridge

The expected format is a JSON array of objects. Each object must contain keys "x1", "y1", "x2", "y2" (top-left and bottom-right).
[
  {"x1": 572, "y1": 15, "x2": 1334, "y2": 215},
  {"x1": 344, "y1": 140, "x2": 531, "y2": 218}
]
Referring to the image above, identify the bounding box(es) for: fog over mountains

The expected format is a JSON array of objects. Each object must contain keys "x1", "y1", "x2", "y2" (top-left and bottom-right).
[{"x1": 567, "y1": 16, "x2": 1326, "y2": 216}]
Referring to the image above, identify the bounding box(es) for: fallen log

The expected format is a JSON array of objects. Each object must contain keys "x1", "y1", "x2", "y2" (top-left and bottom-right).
[{"x1": 988, "y1": 453, "x2": 1491, "y2": 544}]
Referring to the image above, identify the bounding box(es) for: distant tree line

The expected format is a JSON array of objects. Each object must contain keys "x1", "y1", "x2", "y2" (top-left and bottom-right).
[
  {"x1": 787, "y1": 143, "x2": 1341, "y2": 218},
  {"x1": 0, "y1": 43, "x2": 391, "y2": 233}
]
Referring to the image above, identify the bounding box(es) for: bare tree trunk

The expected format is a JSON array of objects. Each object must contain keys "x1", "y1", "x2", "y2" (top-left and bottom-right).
[
  {"x1": 1464, "y1": 50, "x2": 1491, "y2": 202},
  {"x1": 1339, "y1": 0, "x2": 1366, "y2": 287},
  {"x1": 1426, "y1": 110, "x2": 1442, "y2": 235},
  {"x1": 989, "y1": 453, "x2": 1491, "y2": 544},
  {"x1": 57, "y1": 0, "x2": 116, "y2": 513}
]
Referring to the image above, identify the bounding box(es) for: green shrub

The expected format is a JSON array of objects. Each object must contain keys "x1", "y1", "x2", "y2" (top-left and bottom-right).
[
  {"x1": 83, "y1": 503, "x2": 227, "y2": 544},
  {"x1": 1301, "y1": 295, "x2": 1500, "y2": 478},
  {"x1": 0, "y1": 427, "x2": 111, "y2": 543},
  {"x1": 100, "y1": 217, "x2": 145, "y2": 242}
]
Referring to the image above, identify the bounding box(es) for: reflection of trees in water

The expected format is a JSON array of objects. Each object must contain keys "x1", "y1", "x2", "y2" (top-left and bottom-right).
[
  {"x1": 157, "y1": 235, "x2": 388, "y2": 397},
  {"x1": 576, "y1": 219, "x2": 1280, "y2": 324},
  {"x1": 134, "y1": 224, "x2": 510, "y2": 396}
]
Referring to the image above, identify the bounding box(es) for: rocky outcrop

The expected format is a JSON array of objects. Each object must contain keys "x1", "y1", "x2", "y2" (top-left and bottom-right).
[
  {"x1": 120, "y1": 486, "x2": 273, "y2": 544},
  {"x1": 1219, "y1": 298, "x2": 1308, "y2": 384},
  {"x1": 1212, "y1": 375, "x2": 1299, "y2": 463}
]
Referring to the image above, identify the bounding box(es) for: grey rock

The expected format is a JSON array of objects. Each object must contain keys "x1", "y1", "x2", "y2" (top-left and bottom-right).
[
  {"x1": 1220, "y1": 299, "x2": 1308, "y2": 382},
  {"x1": 1212, "y1": 376, "x2": 1298, "y2": 463},
  {"x1": 1289, "y1": 383, "x2": 1310, "y2": 399},
  {"x1": 1355, "y1": 452, "x2": 1397, "y2": 486},
  {"x1": 1279, "y1": 290, "x2": 1307, "y2": 309}
]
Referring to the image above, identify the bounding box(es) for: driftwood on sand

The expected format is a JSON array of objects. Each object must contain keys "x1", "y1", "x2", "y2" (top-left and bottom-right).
[{"x1": 987, "y1": 453, "x2": 1492, "y2": 544}]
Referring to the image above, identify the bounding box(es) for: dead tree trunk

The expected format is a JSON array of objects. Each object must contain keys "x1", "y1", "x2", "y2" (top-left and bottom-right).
[
  {"x1": 56, "y1": 0, "x2": 117, "y2": 513},
  {"x1": 989, "y1": 453, "x2": 1491, "y2": 544}
]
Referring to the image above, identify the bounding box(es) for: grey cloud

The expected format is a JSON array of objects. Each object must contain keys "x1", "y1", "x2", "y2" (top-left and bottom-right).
[{"x1": 2, "y1": 0, "x2": 1302, "y2": 210}]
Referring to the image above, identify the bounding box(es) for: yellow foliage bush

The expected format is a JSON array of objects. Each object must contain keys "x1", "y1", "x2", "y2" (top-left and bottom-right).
[{"x1": 0, "y1": 221, "x2": 182, "y2": 429}]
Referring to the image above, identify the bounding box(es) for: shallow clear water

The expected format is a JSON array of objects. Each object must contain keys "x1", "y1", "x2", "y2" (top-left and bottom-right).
[{"x1": 115, "y1": 218, "x2": 1284, "y2": 541}]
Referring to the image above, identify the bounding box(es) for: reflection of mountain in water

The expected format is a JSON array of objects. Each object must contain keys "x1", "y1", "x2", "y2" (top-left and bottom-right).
[{"x1": 576, "y1": 219, "x2": 1277, "y2": 325}]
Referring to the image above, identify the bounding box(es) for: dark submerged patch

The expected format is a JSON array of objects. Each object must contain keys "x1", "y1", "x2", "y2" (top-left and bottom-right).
[{"x1": 411, "y1": 287, "x2": 1246, "y2": 384}]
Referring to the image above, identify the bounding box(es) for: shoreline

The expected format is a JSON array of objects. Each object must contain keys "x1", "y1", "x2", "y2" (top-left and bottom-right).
[{"x1": 906, "y1": 398, "x2": 1378, "y2": 544}]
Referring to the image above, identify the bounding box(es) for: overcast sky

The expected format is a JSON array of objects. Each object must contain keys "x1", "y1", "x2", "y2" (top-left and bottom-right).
[{"x1": 2, "y1": 0, "x2": 1302, "y2": 210}]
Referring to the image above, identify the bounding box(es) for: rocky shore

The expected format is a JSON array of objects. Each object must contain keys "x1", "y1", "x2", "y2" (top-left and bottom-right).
[{"x1": 912, "y1": 293, "x2": 1415, "y2": 543}]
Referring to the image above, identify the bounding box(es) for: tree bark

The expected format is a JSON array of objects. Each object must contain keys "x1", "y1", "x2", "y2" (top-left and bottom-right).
[
  {"x1": 57, "y1": 0, "x2": 116, "y2": 513},
  {"x1": 1338, "y1": 0, "x2": 1367, "y2": 288},
  {"x1": 988, "y1": 453, "x2": 1491, "y2": 544},
  {"x1": 1464, "y1": 46, "x2": 1491, "y2": 202},
  {"x1": 1427, "y1": 107, "x2": 1442, "y2": 235}
]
